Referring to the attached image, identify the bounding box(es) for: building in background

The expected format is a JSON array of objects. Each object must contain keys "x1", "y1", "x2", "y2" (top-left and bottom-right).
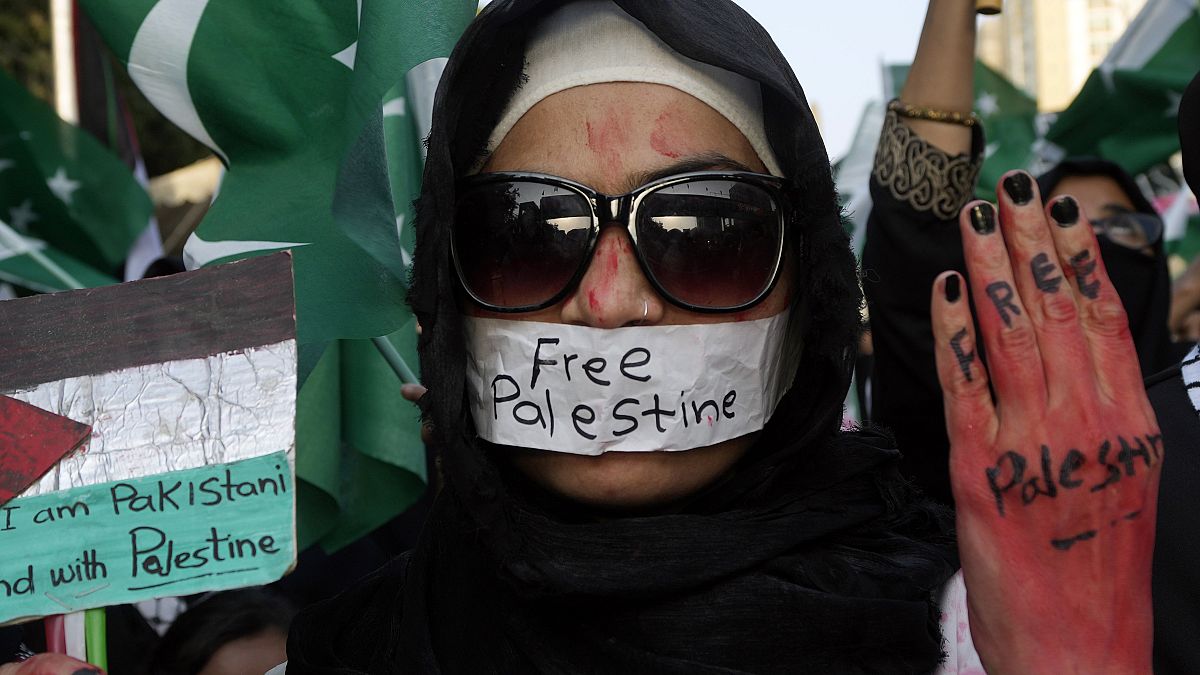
[{"x1": 978, "y1": 0, "x2": 1149, "y2": 111}]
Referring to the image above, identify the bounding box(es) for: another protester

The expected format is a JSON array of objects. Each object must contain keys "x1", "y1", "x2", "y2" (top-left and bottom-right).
[{"x1": 282, "y1": 1, "x2": 1160, "y2": 673}]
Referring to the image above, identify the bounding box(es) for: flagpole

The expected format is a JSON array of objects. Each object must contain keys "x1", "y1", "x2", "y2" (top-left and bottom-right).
[
  {"x1": 371, "y1": 336, "x2": 419, "y2": 385},
  {"x1": 84, "y1": 607, "x2": 108, "y2": 671},
  {"x1": 0, "y1": 219, "x2": 86, "y2": 291},
  {"x1": 50, "y1": 0, "x2": 79, "y2": 124}
]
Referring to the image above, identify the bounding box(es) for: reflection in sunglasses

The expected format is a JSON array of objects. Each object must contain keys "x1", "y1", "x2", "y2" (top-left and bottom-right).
[
  {"x1": 651, "y1": 216, "x2": 700, "y2": 232},
  {"x1": 546, "y1": 216, "x2": 592, "y2": 232}
]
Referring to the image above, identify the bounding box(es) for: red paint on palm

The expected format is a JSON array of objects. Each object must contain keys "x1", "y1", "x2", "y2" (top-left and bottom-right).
[{"x1": 0, "y1": 395, "x2": 91, "y2": 506}]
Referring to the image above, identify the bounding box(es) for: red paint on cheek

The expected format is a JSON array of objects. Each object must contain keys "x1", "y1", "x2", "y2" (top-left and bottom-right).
[
  {"x1": 650, "y1": 109, "x2": 686, "y2": 159},
  {"x1": 732, "y1": 312, "x2": 750, "y2": 323}
]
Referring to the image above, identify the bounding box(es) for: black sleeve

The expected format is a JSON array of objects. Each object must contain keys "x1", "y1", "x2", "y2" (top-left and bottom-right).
[
  {"x1": 861, "y1": 108, "x2": 984, "y2": 505},
  {"x1": 1146, "y1": 356, "x2": 1200, "y2": 675}
]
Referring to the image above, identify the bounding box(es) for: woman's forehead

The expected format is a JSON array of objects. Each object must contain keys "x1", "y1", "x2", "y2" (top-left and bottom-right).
[{"x1": 482, "y1": 81, "x2": 766, "y2": 191}]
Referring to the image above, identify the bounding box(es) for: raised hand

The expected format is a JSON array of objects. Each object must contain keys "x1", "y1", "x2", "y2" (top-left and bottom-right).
[{"x1": 932, "y1": 171, "x2": 1161, "y2": 673}]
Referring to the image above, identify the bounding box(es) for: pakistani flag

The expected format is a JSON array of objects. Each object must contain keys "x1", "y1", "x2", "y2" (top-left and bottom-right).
[
  {"x1": 0, "y1": 217, "x2": 117, "y2": 294},
  {"x1": 79, "y1": 0, "x2": 476, "y2": 550},
  {"x1": 1044, "y1": 0, "x2": 1200, "y2": 175},
  {"x1": 886, "y1": 61, "x2": 1039, "y2": 196},
  {"x1": 0, "y1": 67, "x2": 147, "y2": 290}
]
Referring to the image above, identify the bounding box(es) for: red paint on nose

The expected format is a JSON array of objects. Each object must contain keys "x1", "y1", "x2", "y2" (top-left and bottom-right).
[{"x1": 587, "y1": 289, "x2": 602, "y2": 319}]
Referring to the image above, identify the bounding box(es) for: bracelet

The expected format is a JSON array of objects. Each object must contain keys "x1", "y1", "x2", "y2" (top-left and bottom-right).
[{"x1": 887, "y1": 99, "x2": 980, "y2": 128}]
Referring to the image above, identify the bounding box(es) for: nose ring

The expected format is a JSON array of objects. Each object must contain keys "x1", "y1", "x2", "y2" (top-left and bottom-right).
[{"x1": 638, "y1": 298, "x2": 649, "y2": 326}]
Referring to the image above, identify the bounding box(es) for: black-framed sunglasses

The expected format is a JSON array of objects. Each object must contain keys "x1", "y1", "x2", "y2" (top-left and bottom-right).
[{"x1": 451, "y1": 171, "x2": 789, "y2": 313}]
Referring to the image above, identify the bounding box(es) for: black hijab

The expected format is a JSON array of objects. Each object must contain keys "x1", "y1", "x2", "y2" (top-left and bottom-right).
[
  {"x1": 1037, "y1": 158, "x2": 1174, "y2": 375},
  {"x1": 287, "y1": 2, "x2": 957, "y2": 672}
]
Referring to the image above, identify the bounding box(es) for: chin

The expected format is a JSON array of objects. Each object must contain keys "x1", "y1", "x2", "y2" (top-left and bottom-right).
[{"x1": 504, "y1": 434, "x2": 756, "y2": 512}]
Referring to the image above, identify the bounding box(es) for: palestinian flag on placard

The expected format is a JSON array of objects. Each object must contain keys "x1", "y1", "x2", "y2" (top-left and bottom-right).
[
  {"x1": 1044, "y1": 0, "x2": 1200, "y2": 175},
  {"x1": 0, "y1": 254, "x2": 298, "y2": 623},
  {"x1": 79, "y1": 0, "x2": 476, "y2": 550},
  {"x1": 886, "y1": 60, "x2": 1039, "y2": 196},
  {"x1": 0, "y1": 67, "x2": 146, "y2": 291}
]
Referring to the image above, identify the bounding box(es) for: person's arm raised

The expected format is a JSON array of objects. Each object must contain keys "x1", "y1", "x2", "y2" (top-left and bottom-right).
[
  {"x1": 899, "y1": 0, "x2": 977, "y2": 155},
  {"x1": 933, "y1": 171, "x2": 1158, "y2": 673}
]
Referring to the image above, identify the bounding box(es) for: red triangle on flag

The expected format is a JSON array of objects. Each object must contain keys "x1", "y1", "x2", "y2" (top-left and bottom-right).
[{"x1": 0, "y1": 394, "x2": 91, "y2": 506}]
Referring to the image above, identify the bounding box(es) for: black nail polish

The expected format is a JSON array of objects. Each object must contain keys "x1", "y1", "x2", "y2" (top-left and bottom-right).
[
  {"x1": 970, "y1": 202, "x2": 996, "y2": 234},
  {"x1": 1050, "y1": 196, "x2": 1079, "y2": 227},
  {"x1": 1002, "y1": 172, "x2": 1034, "y2": 205},
  {"x1": 945, "y1": 275, "x2": 961, "y2": 303}
]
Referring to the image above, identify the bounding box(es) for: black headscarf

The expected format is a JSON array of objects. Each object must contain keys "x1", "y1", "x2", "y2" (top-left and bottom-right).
[
  {"x1": 287, "y1": 2, "x2": 957, "y2": 672},
  {"x1": 1037, "y1": 158, "x2": 1174, "y2": 375}
]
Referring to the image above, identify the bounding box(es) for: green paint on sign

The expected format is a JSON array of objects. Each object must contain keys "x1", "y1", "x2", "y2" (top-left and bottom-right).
[{"x1": 0, "y1": 452, "x2": 294, "y2": 624}]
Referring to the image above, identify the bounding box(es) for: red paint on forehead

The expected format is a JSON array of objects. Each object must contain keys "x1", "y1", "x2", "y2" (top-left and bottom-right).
[
  {"x1": 585, "y1": 109, "x2": 632, "y2": 178},
  {"x1": 650, "y1": 109, "x2": 689, "y2": 160}
]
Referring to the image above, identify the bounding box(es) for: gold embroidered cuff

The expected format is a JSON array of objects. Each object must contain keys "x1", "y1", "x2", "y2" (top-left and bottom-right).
[{"x1": 872, "y1": 108, "x2": 983, "y2": 221}]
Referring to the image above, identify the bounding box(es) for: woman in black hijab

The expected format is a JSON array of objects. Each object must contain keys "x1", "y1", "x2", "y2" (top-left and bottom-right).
[{"x1": 283, "y1": 1, "x2": 1160, "y2": 673}]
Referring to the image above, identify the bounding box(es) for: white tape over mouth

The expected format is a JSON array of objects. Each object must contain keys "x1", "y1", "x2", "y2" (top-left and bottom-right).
[{"x1": 464, "y1": 311, "x2": 792, "y2": 455}]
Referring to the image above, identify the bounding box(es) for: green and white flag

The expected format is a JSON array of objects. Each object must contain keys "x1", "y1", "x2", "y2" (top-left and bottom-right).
[
  {"x1": 1044, "y1": 0, "x2": 1200, "y2": 175},
  {"x1": 79, "y1": 0, "x2": 475, "y2": 550},
  {"x1": 0, "y1": 218, "x2": 117, "y2": 294},
  {"x1": 0, "y1": 67, "x2": 148, "y2": 286},
  {"x1": 886, "y1": 61, "x2": 1039, "y2": 196}
]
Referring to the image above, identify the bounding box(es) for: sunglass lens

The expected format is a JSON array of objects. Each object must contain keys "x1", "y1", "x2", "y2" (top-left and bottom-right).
[
  {"x1": 454, "y1": 181, "x2": 594, "y2": 309},
  {"x1": 637, "y1": 180, "x2": 782, "y2": 309}
]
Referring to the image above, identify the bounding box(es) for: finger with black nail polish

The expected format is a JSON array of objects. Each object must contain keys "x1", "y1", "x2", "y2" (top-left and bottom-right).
[
  {"x1": 1050, "y1": 196, "x2": 1080, "y2": 227},
  {"x1": 945, "y1": 274, "x2": 961, "y2": 302},
  {"x1": 970, "y1": 202, "x2": 997, "y2": 234},
  {"x1": 1002, "y1": 171, "x2": 1034, "y2": 205}
]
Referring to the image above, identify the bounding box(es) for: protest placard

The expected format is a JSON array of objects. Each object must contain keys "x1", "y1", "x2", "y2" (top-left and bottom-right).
[{"x1": 0, "y1": 253, "x2": 297, "y2": 624}]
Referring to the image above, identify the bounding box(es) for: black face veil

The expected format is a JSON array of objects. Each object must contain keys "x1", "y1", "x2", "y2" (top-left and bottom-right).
[{"x1": 286, "y1": 2, "x2": 958, "y2": 673}]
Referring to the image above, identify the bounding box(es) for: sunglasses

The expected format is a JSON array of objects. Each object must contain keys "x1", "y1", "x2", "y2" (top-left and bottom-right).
[
  {"x1": 451, "y1": 171, "x2": 789, "y2": 314},
  {"x1": 1091, "y1": 211, "x2": 1163, "y2": 254}
]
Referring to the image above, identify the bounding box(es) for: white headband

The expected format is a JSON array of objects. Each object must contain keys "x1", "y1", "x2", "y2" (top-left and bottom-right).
[{"x1": 483, "y1": 0, "x2": 783, "y2": 176}]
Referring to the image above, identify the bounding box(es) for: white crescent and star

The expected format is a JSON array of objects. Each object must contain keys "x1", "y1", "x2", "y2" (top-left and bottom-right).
[
  {"x1": 46, "y1": 167, "x2": 81, "y2": 205},
  {"x1": 127, "y1": 0, "x2": 227, "y2": 163},
  {"x1": 975, "y1": 92, "x2": 999, "y2": 117},
  {"x1": 8, "y1": 200, "x2": 37, "y2": 233},
  {"x1": 182, "y1": 232, "x2": 310, "y2": 270},
  {"x1": 333, "y1": 0, "x2": 363, "y2": 69}
]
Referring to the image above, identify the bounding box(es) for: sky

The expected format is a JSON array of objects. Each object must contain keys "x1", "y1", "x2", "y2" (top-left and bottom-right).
[
  {"x1": 730, "y1": 1, "x2": 929, "y2": 161},
  {"x1": 478, "y1": 0, "x2": 932, "y2": 161}
]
